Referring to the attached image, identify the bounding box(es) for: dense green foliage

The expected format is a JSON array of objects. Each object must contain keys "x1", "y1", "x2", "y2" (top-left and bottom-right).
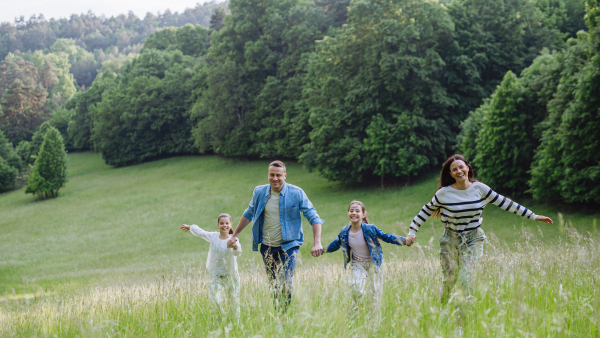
[
  {"x1": 192, "y1": 0, "x2": 332, "y2": 158},
  {"x1": 2, "y1": 0, "x2": 596, "y2": 201},
  {"x1": 25, "y1": 127, "x2": 68, "y2": 198},
  {"x1": 459, "y1": 0, "x2": 600, "y2": 203},
  {"x1": 0, "y1": 129, "x2": 21, "y2": 191},
  {"x1": 0, "y1": 1, "x2": 225, "y2": 159},
  {"x1": 0, "y1": 2, "x2": 226, "y2": 63},
  {"x1": 92, "y1": 47, "x2": 203, "y2": 166},
  {"x1": 0, "y1": 55, "x2": 49, "y2": 144}
]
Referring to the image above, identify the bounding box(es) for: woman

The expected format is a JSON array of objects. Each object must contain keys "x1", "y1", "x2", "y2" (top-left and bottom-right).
[{"x1": 406, "y1": 155, "x2": 553, "y2": 303}]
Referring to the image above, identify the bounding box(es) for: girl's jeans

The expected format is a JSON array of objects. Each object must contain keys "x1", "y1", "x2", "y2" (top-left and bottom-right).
[
  {"x1": 209, "y1": 273, "x2": 240, "y2": 319},
  {"x1": 349, "y1": 259, "x2": 382, "y2": 324},
  {"x1": 439, "y1": 227, "x2": 486, "y2": 303}
]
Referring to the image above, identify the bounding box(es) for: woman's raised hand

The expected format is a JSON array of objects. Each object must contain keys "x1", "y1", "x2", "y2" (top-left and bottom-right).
[
  {"x1": 180, "y1": 224, "x2": 190, "y2": 232},
  {"x1": 535, "y1": 215, "x2": 554, "y2": 224}
]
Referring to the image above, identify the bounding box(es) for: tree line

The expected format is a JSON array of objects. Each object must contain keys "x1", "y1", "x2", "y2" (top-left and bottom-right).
[
  {"x1": 458, "y1": 0, "x2": 600, "y2": 204},
  {"x1": 1, "y1": 0, "x2": 596, "y2": 206}
]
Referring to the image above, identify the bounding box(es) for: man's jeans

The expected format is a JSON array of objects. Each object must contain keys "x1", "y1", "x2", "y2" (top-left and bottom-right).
[
  {"x1": 439, "y1": 227, "x2": 486, "y2": 304},
  {"x1": 260, "y1": 244, "x2": 299, "y2": 313}
]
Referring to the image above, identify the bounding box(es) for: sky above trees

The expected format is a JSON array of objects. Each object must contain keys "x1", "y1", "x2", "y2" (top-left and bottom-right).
[{"x1": 0, "y1": 0, "x2": 211, "y2": 23}]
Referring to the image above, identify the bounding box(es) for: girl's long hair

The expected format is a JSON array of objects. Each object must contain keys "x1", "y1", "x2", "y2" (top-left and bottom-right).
[
  {"x1": 348, "y1": 200, "x2": 370, "y2": 224},
  {"x1": 217, "y1": 213, "x2": 234, "y2": 234},
  {"x1": 431, "y1": 154, "x2": 477, "y2": 218}
]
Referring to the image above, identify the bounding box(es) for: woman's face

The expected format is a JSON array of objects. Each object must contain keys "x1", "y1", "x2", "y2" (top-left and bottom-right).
[
  {"x1": 218, "y1": 217, "x2": 232, "y2": 234},
  {"x1": 449, "y1": 160, "x2": 469, "y2": 183},
  {"x1": 348, "y1": 204, "x2": 364, "y2": 224}
]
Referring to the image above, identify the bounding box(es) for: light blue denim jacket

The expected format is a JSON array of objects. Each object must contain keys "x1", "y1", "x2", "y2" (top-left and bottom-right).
[
  {"x1": 242, "y1": 182, "x2": 324, "y2": 252},
  {"x1": 324, "y1": 223, "x2": 406, "y2": 268}
]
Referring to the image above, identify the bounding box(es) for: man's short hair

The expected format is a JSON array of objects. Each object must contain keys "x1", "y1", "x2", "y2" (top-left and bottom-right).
[{"x1": 269, "y1": 160, "x2": 286, "y2": 172}]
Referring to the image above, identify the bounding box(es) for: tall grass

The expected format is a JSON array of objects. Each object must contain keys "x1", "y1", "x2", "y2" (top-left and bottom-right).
[{"x1": 2, "y1": 225, "x2": 598, "y2": 337}]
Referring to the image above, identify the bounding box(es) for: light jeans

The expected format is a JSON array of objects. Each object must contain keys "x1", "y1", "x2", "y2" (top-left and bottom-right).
[
  {"x1": 348, "y1": 260, "x2": 383, "y2": 325},
  {"x1": 209, "y1": 273, "x2": 240, "y2": 319},
  {"x1": 439, "y1": 227, "x2": 486, "y2": 303}
]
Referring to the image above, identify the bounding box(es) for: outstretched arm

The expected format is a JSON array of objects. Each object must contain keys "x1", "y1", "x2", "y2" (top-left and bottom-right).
[
  {"x1": 228, "y1": 216, "x2": 251, "y2": 247},
  {"x1": 182, "y1": 224, "x2": 211, "y2": 242},
  {"x1": 483, "y1": 188, "x2": 553, "y2": 224},
  {"x1": 406, "y1": 197, "x2": 440, "y2": 246},
  {"x1": 323, "y1": 237, "x2": 342, "y2": 253},
  {"x1": 376, "y1": 227, "x2": 406, "y2": 246}
]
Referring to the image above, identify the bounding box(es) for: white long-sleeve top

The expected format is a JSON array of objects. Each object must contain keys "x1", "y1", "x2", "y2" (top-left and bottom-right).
[
  {"x1": 189, "y1": 225, "x2": 242, "y2": 276},
  {"x1": 408, "y1": 182, "x2": 538, "y2": 236}
]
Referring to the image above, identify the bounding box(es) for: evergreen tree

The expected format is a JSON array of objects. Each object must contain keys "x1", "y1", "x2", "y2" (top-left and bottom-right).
[
  {"x1": 17, "y1": 122, "x2": 53, "y2": 166},
  {"x1": 0, "y1": 157, "x2": 18, "y2": 192},
  {"x1": 0, "y1": 129, "x2": 21, "y2": 192},
  {"x1": 472, "y1": 71, "x2": 546, "y2": 195},
  {"x1": 209, "y1": 7, "x2": 226, "y2": 32},
  {"x1": 25, "y1": 127, "x2": 68, "y2": 198}
]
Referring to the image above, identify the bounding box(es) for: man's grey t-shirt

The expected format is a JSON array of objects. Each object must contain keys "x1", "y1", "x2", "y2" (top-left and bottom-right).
[{"x1": 262, "y1": 190, "x2": 283, "y2": 246}]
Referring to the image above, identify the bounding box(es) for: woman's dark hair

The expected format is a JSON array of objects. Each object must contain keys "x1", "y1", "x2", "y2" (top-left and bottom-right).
[
  {"x1": 217, "y1": 213, "x2": 234, "y2": 234},
  {"x1": 432, "y1": 154, "x2": 477, "y2": 218},
  {"x1": 348, "y1": 200, "x2": 370, "y2": 224}
]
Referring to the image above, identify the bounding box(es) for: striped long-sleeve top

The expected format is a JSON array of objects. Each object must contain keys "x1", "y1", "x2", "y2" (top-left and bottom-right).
[{"x1": 408, "y1": 182, "x2": 538, "y2": 236}]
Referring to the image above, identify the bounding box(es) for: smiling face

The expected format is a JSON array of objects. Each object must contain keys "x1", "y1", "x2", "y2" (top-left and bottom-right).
[
  {"x1": 348, "y1": 203, "x2": 364, "y2": 225},
  {"x1": 217, "y1": 216, "x2": 232, "y2": 234},
  {"x1": 449, "y1": 159, "x2": 469, "y2": 183},
  {"x1": 268, "y1": 165, "x2": 287, "y2": 192}
]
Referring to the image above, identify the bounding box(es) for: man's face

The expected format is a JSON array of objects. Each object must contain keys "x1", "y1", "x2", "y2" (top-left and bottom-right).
[{"x1": 268, "y1": 166, "x2": 287, "y2": 192}]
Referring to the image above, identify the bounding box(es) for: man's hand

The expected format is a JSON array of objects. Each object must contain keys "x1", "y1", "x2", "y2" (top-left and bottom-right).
[
  {"x1": 180, "y1": 224, "x2": 190, "y2": 232},
  {"x1": 311, "y1": 242, "x2": 323, "y2": 257},
  {"x1": 227, "y1": 236, "x2": 238, "y2": 247},
  {"x1": 406, "y1": 235, "x2": 416, "y2": 246},
  {"x1": 311, "y1": 223, "x2": 323, "y2": 257}
]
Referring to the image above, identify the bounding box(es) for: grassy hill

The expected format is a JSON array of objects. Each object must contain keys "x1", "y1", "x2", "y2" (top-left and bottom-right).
[{"x1": 0, "y1": 152, "x2": 598, "y2": 295}]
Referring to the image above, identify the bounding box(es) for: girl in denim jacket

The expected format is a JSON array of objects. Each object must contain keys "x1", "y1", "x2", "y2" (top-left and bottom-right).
[{"x1": 324, "y1": 200, "x2": 406, "y2": 326}]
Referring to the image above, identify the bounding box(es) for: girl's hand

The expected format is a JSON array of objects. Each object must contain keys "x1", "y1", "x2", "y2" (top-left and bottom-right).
[
  {"x1": 180, "y1": 224, "x2": 191, "y2": 232},
  {"x1": 227, "y1": 238, "x2": 239, "y2": 249},
  {"x1": 406, "y1": 235, "x2": 416, "y2": 246},
  {"x1": 535, "y1": 215, "x2": 553, "y2": 224}
]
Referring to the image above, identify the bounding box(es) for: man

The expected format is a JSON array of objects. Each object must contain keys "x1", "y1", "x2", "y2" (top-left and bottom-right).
[{"x1": 227, "y1": 160, "x2": 324, "y2": 312}]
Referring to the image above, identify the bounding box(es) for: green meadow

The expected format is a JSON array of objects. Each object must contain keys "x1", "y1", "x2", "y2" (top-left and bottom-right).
[{"x1": 1, "y1": 153, "x2": 599, "y2": 337}]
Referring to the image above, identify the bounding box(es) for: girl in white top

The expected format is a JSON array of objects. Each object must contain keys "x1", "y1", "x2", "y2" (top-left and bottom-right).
[{"x1": 180, "y1": 213, "x2": 242, "y2": 319}]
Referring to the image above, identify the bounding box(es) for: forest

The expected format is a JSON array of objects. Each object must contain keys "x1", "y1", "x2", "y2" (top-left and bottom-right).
[{"x1": 1, "y1": 0, "x2": 598, "y2": 205}]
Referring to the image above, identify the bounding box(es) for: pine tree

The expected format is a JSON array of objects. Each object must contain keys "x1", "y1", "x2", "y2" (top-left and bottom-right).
[{"x1": 25, "y1": 127, "x2": 68, "y2": 198}]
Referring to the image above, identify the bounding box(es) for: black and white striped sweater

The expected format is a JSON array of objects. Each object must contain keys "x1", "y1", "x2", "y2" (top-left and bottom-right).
[{"x1": 408, "y1": 182, "x2": 537, "y2": 236}]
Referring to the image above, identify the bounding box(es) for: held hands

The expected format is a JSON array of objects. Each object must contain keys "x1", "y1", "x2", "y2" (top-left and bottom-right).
[
  {"x1": 406, "y1": 235, "x2": 416, "y2": 247},
  {"x1": 536, "y1": 215, "x2": 554, "y2": 224},
  {"x1": 227, "y1": 239, "x2": 239, "y2": 250},
  {"x1": 180, "y1": 224, "x2": 190, "y2": 232},
  {"x1": 227, "y1": 236, "x2": 238, "y2": 249},
  {"x1": 311, "y1": 242, "x2": 323, "y2": 257}
]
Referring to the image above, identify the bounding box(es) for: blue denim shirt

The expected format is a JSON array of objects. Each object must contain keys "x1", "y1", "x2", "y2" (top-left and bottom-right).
[
  {"x1": 242, "y1": 182, "x2": 324, "y2": 252},
  {"x1": 324, "y1": 223, "x2": 406, "y2": 268}
]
